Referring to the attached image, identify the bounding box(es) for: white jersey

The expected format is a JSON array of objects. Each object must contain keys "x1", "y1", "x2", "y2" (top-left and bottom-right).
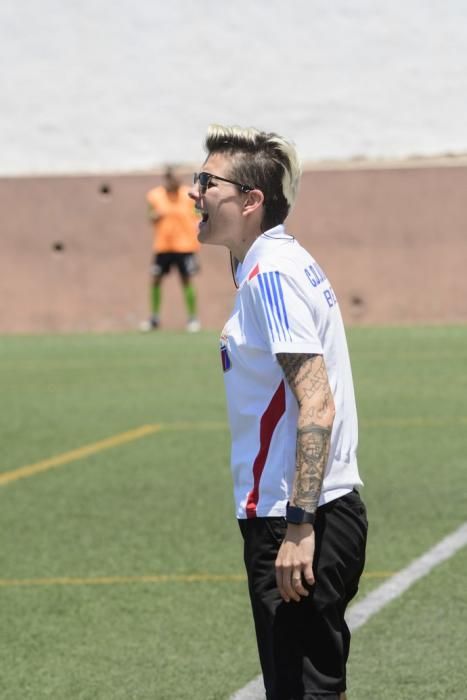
[{"x1": 220, "y1": 225, "x2": 362, "y2": 519}]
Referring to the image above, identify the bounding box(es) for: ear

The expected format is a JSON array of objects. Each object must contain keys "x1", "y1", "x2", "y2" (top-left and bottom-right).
[{"x1": 242, "y1": 188, "x2": 264, "y2": 218}]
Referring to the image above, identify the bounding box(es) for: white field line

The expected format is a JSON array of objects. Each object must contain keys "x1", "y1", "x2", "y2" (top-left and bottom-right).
[{"x1": 230, "y1": 521, "x2": 467, "y2": 700}]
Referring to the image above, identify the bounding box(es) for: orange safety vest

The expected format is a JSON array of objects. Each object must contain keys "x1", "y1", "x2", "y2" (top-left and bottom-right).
[{"x1": 147, "y1": 185, "x2": 200, "y2": 253}]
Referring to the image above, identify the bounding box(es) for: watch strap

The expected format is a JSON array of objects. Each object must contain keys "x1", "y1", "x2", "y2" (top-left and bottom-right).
[{"x1": 286, "y1": 502, "x2": 316, "y2": 525}]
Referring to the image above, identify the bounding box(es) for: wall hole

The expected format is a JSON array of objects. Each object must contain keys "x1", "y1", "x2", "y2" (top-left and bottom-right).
[
  {"x1": 99, "y1": 183, "x2": 112, "y2": 196},
  {"x1": 350, "y1": 295, "x2": 364, "y2": 307}
]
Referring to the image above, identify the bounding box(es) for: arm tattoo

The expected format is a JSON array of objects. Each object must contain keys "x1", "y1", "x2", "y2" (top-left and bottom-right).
[
  {"x1": 294, "y1": 423, "x2": 331, "y2": 511},
  {"x1": 277, "y1": 353, "x2": 334, "y2": 513}
]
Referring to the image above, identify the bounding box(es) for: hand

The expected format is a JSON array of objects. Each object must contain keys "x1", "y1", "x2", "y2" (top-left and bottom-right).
[{"x1": 275, "y1": 523, "x2": 315, "y2": 602}]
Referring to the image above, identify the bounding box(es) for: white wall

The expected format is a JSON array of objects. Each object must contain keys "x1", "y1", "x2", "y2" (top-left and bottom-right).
[{"x1": 1, "y1": 0, "x2": 466, "y2": 175}]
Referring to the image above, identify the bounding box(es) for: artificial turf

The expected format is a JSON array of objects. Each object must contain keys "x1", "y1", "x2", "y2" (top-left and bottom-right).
[{"x1": 0, "y1": 326, "x2": 465, "y2": 698}]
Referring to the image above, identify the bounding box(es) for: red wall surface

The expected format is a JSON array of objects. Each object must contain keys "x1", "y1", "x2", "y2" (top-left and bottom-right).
[{"x1": 1, "y1": 161, "x2": 466, "y2": 333}]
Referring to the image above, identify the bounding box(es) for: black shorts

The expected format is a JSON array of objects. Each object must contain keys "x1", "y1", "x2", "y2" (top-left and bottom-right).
[
  {"x1": 151, "y1": 252, "x2": 199, "y2": 279},
  {"x1": 238, "y1": 490, "x2": 368, "y2": 700}
]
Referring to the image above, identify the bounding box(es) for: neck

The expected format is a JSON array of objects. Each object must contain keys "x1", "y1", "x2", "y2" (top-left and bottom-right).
[{"x1": 231, "y1": 228, "x2": 263, "y2": 262}]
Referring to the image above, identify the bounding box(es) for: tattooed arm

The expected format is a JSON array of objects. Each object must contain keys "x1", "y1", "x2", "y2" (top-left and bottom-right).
[
  {"x1": 278, "y1": 353, "x2": 335, "y2": 512},
  {"x1": 274, "y1": 353, "x2": 335, "y2": 602}
]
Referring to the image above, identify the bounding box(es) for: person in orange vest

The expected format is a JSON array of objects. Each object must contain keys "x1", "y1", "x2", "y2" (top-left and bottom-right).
[{"x1": 141, "y1": 166, "x2": 201, "y2": 332}]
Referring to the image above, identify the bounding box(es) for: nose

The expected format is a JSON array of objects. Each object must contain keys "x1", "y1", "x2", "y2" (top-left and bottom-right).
[{"x1": 188, "y1": 183, "x2": 199, "y2": 201}]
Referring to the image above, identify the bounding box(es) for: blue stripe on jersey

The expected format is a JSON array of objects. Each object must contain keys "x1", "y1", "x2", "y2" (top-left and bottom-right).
[
  {"x1": 262, "y1": 273, "x2": 282, "y2": 340},
  {"x1": 257, "y1": 273, "x2": 276, "y2": 341},
  {"x1": 266, "y1": 272, "x2": 285, "y2": 341},
  {"x1": 268, "y1": 271, "x2": 289, "y2": 341},
  {"x1": 274, "y1": 271, "x2": 291, "y2": 337},
  {"x1": 257, "y1": 272, "x2": 291, "y2": 343}
]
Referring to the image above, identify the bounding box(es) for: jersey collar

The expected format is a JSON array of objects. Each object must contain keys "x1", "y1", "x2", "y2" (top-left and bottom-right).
[{"x1": 236, "y1": 225, "x2": 293, "y2": 287}]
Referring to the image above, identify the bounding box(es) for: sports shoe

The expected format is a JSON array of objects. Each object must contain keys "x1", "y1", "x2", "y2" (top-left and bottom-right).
[
  {"x1": 139, "y1": 317, "x2": 159, "y2": 332},
  {"x1": 186, "y1": 318, "x2": 201, "y2": 333}
]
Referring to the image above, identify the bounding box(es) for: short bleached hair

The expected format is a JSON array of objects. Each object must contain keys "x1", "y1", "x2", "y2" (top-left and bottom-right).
[{"x1": 204, "y1": 124, "x2": 301, "y2": 230}]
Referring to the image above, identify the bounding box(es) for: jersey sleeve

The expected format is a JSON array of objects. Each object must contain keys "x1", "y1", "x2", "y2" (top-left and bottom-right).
[{"x1": 248, "y1": 269, "x2": 323, "y2": 355}]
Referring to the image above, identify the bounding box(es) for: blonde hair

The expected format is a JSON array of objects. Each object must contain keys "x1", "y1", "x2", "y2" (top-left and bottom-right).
[{"x1": 205, "y1": 124, "x2": 301, "y2": 229}]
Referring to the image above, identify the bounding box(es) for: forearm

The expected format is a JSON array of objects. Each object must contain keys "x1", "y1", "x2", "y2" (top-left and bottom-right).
[
  {"x1": 276, "y1": 352, "x2": 335, "y2": 514},
  {"x1": 275, "y1": 353, "x2": 336, "y2": 601},
  {"x1": 148, "y1": 204, "x2": 162, "y2": 223},
  {"x1": 291, "y1": 421, "x2": 332, "y2": 512}
]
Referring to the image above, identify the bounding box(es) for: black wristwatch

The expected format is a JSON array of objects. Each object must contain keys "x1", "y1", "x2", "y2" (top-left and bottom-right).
[{"x1": 286, "y1": 502, "x2": 316, "y2": 526}]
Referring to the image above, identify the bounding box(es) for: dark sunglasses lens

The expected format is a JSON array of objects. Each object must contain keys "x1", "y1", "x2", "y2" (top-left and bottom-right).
[{"x1": 199, "y1": 173, "x2": 210, "y2": 187}]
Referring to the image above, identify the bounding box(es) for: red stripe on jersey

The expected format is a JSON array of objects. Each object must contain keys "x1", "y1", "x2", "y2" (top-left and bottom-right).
[
  {"x1": 248, "y1": 263, "x2": 260, "y2": 281},
  {"x1": 245, "y1": 380, "x2": 286, "y2": 518}
]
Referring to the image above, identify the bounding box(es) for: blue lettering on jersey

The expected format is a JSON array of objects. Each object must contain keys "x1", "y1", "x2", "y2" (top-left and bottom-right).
[
  {"x1": 257, "y1": 271, "x2": 291, "y2": 342},
  {"x1": 323, "y1": 286, "x2": 338, "y2": 308},
  {"x1": 304, "y1": 262, "x2": 326, "y2": 288},
  {"x1": 304, "y1": 263, "x2": 338, "y2": 309}
]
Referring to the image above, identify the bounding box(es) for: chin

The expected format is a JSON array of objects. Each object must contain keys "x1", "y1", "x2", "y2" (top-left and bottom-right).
[
  {"x1": 198, "y1": 226, "x2": 218, "y2": 246},
  {"x1": 197, "y1": 227, "x2": 210, "y2": 244}
]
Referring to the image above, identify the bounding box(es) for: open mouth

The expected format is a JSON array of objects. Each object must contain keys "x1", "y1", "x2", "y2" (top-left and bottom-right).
[{"x1": 195, "y1": 201, "x2": 209, "y2": 228}]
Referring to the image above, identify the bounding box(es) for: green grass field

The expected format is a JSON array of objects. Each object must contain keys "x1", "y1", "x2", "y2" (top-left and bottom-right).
[{"x1": 1, "y1": 327, "x2": 466, "y2": 699}]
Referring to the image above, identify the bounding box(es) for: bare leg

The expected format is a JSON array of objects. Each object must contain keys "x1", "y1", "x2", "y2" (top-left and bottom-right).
[{"x1": 339, "y1": 693, "x2": 347, "y2": 700}]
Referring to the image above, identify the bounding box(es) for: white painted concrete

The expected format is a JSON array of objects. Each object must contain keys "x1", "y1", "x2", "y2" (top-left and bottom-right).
[{"x1": 1, "y1": 1, "x2": 467, "y2": 175}]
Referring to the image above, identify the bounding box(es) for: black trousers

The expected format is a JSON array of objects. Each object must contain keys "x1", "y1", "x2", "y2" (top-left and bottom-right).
[{"x1": 238, "y1": 491, "x2": 368, "y2": 700}]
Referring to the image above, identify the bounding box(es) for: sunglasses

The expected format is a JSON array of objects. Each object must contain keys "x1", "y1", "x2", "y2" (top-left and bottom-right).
[{"x1": 193, "y1": 171, "x2": 254, "y2": 194}]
